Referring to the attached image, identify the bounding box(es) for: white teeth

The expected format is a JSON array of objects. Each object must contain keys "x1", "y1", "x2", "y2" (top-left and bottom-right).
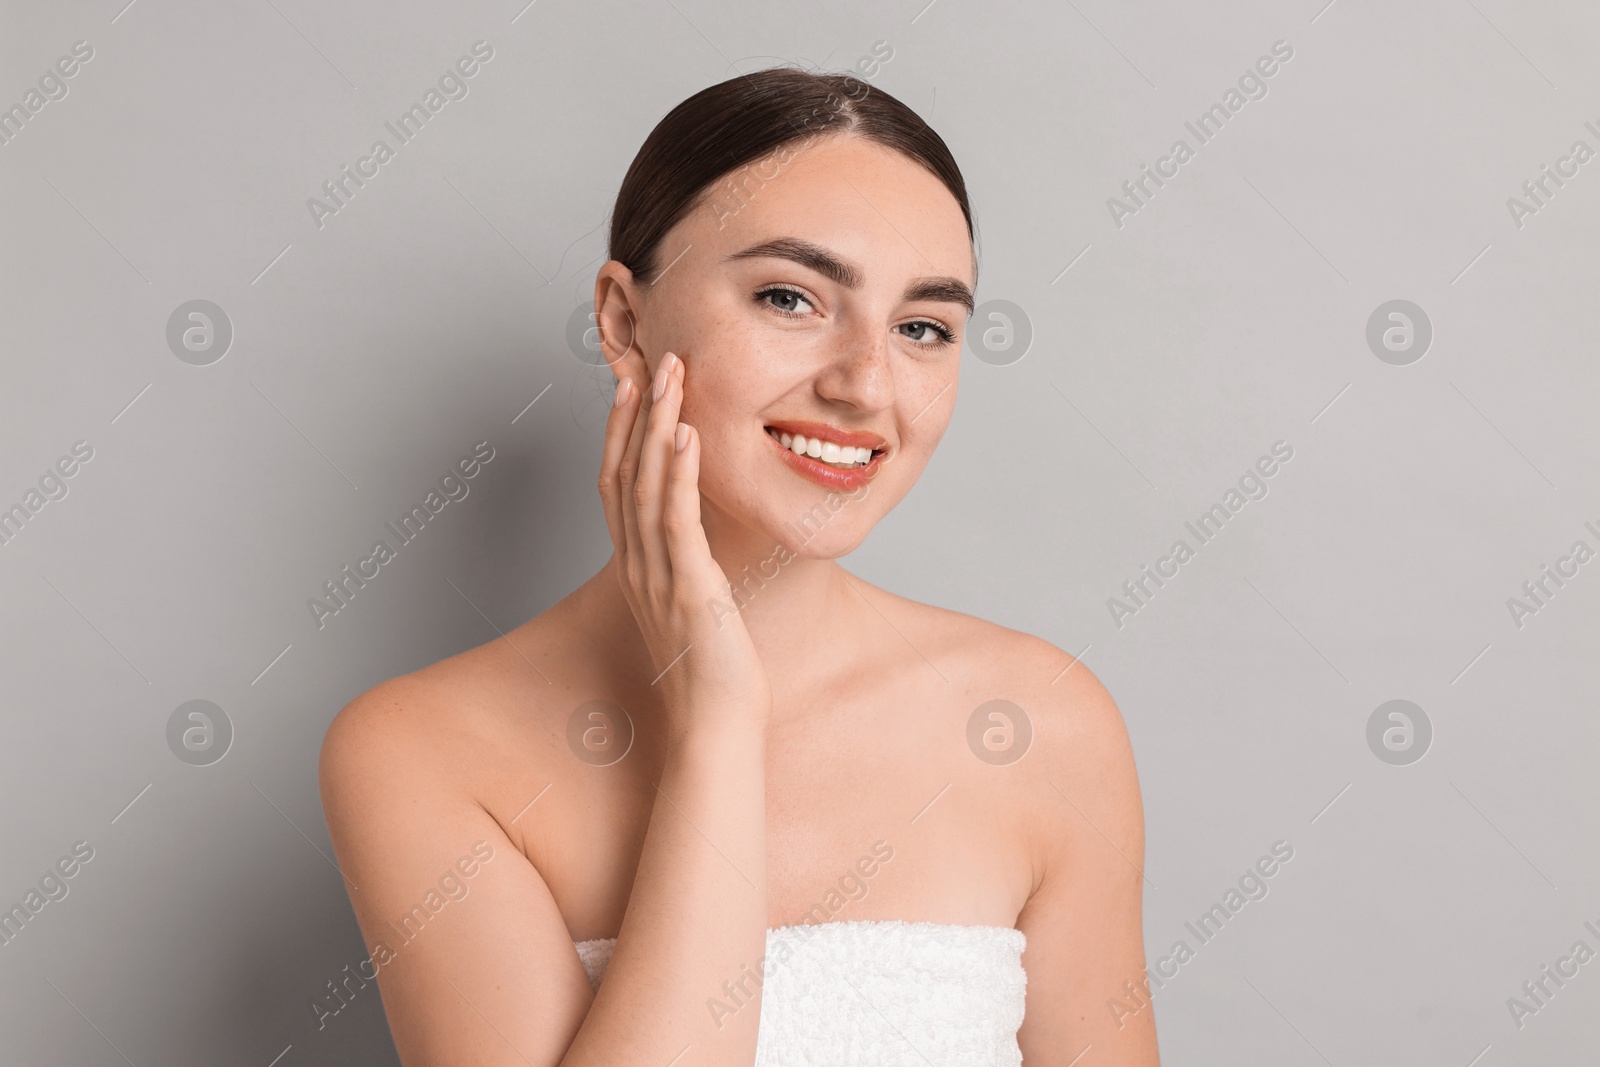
[{"x1": 768, "y1": 428, "x2": 874, "y2": 469}]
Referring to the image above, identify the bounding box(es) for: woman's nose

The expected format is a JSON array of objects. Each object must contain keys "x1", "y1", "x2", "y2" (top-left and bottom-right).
[{"x1": 815, "y1": 322, "x2": 894, "y2": 408}]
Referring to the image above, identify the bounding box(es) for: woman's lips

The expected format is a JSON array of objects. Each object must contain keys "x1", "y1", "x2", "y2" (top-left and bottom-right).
[
  {"x1": 762, "y1": 419, "x2": 887, "y2": 451},
  {"x1": 763, "y1": 428, "x2": 884, "y2": 491}
]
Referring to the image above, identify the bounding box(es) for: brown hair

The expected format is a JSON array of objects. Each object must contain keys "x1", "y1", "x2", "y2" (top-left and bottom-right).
[{"x1": 608, "y1": 66, "x2": 974, "y2": 285}]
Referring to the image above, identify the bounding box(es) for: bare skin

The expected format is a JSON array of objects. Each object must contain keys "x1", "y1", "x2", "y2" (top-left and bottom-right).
[{"x1": 320, "y1": 133, "x2": 1158, "y2": 1066}]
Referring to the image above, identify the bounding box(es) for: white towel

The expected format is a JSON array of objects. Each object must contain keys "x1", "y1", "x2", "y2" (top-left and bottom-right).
[{"x1": 574, "y1": 919, "x2": 1026, "y2": 1065}]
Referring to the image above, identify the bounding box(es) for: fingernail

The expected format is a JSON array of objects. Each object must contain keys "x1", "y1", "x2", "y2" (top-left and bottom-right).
[
  {"x1": 675, "y1": 423, "x2": 690, "y2": 452},
  {"x1": 613, "y1": 378, "x2": 632, "y2": 407},
  {"x1": 652, "y1": 361, "x2": 670, "y2": 401}
]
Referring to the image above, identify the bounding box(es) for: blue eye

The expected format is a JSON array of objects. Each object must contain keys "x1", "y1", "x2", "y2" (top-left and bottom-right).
[
  {"x1": 755, "y1": 286, "x2": 813, "y2": 315},
  {"x1": 754, "y1": 286, "x2": 956, "y2": 349},
  {"x1": 897, "y1": 320, "x2": 956, "y2": 346}
]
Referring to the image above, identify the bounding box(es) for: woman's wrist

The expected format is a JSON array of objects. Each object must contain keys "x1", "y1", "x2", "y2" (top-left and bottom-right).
[{"x1": 662, "y1": 709, "x2": 770, "y2": 759}]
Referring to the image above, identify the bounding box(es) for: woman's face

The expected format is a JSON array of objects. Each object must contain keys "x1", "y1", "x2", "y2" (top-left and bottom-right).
[{"x1": 596, "y1": 132, "x2": 975, "y2": 558}]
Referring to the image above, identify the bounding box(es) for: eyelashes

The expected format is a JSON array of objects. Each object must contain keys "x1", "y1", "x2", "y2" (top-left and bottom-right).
[
  {"x1": 755, "y1": 285, "x2": 812, "y2": 316},
  {"x1": 898, "y1": 319, "x2": 957, "y2": 346},
  {"x1": 752, "y1": 285, "x2": 956, "y2": 348}
]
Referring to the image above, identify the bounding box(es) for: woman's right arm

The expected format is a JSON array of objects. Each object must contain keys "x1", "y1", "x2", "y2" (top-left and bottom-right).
[{"x1": 320, "y1": 353, "x2": 772, "y2": 1066}]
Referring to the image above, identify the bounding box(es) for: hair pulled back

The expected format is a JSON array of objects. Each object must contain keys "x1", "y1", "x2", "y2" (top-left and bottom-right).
[{"x1": 609, "y1": 66, "x2": 973, "y2": 285}]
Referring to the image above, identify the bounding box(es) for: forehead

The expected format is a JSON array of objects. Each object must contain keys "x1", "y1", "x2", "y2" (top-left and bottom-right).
[{"x1": 692, "y1": 133, "x2": 974, "y2": 288}]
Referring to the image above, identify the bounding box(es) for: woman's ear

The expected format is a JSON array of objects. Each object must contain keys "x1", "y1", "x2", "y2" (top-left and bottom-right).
[{"x1": 593, "y1": 261, "x2": 648, "y2": 388}]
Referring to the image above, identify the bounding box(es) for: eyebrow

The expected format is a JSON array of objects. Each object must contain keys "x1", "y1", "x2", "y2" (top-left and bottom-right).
[{"x1": 725, "y1": 237, "x2": 975, "y2": 316}]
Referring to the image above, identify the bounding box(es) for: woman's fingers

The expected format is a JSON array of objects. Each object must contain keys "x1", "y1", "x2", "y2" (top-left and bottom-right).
[
  {"x1": 661, "y1": 421, "x2": 717, "y2": 594},
  {"x1": 600, "y1": 352, "x2": 685, "y2": 597},
  {"x1": 615, "y1": 364, "x2": 657, "y2": 574},
  {"x1": 599, "y1": 376, "x2": 640, "y2": 560},
  {"x1": 631, "y1": 353, "x2": 684, "y2": 583},
  {"x1": 596, "y1": 350, "x2": 771, "y2": 722}
]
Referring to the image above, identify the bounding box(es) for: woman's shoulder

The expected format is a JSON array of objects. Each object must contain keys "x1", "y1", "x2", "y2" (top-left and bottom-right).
[
  {"x1": 866, "y1": 586, "x2": 1140, "y2": 889},
  {"x1": 848, "y1": 582, "x2": 1134, "y2": 827},
  {"x1": 856, "y1": 579, "x2": 1121, "y2": 723},
  {"x1": 319, "y1": 615, "x2": 572, "y2": 795}
]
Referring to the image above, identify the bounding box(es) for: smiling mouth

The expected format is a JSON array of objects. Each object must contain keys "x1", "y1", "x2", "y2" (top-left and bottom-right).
[{"x1": 764, "y1": 426, "x2": 885, "y2": 470}]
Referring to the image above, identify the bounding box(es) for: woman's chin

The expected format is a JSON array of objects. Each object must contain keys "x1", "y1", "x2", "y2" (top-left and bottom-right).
[{"x1": 767, "y1": 517, "x2": 870, "y2": 560}]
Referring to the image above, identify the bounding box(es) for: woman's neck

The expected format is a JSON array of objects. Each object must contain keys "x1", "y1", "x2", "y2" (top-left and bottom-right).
[{"x1": 575, "y1": 538, "x2": 874, "y2": 706}]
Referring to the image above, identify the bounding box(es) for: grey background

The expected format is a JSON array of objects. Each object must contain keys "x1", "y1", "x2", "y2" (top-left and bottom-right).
[{"x1": 2, "y1": 0, "x2": 1596, "y2": 1063}]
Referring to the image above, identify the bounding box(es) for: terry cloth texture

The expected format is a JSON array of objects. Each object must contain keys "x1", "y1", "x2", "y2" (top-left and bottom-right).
[{"x1": 573, "y1": 919, "x2": 1027, "y2": 1065}]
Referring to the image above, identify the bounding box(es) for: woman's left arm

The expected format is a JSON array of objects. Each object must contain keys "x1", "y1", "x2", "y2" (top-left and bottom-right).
[{"x1": 1015, "y1": 653, "x2": 1160, "y2": 1065}]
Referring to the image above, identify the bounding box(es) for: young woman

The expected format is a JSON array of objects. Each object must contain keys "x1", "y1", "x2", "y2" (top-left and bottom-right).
[{"x1": 320, "y1": 67, "x2": 1158, "y2": 1066}]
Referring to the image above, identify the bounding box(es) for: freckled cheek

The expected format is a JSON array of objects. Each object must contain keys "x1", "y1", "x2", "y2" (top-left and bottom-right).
[
  {"x1": 674, "y1": 361, "x2": 754, "y2": 442},
  {"x1": 679, "y1": 319, "x2": 779, "y2": 411},
  {"x1": 894, "y1": 373, "x2": 957, "y2": 448},
  {"x1": 678, "y1": 303, "x2": 749, "y2": 370}
]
